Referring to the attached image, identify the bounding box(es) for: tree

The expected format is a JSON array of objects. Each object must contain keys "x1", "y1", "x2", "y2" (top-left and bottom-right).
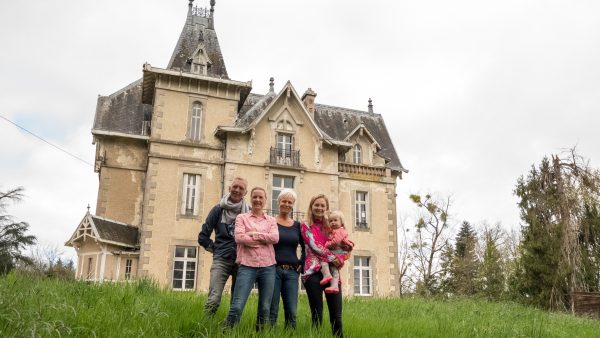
[
  {"x1": 478, "y1": 223, "x2": 506, "y2": 300},
  {"x1": 408, "y1": 194, "x2": 452, "y2": 295},
  {"x1": 452, "y1": 221, "x2": 479, "y2": 295},
  {"x1": 0, "y1": 187, "x2": 37, "y2": 274},
  {"x1": 514, "y1": 149, "x2": 600, "y2": 310}
]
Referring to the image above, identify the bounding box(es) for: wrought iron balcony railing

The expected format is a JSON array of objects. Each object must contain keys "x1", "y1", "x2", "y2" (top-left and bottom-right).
[{"x1": 269, "y1": 147, "x2": 301, "y2": 167}]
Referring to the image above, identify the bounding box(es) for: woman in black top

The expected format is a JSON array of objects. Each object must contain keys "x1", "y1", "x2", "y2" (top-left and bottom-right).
[{"x1": 269, "y1": 188, "x2": 305, "y2": 329}]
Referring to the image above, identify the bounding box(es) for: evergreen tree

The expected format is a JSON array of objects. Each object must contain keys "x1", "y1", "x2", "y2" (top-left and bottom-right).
[
  {"x1": 478, "y1": 229, "x2": 505, "y2": 300},
  {"x1": 514, "y1": 151, "x2": 600, "y2": 310},
  {"x1": 0, "y1": 187, "x2": 37, "y2": 274},
  {"x1": 452, "y1": 221, "x2": 479, "y2": 295}
]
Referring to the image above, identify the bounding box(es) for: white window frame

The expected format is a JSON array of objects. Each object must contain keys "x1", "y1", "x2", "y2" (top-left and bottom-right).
[
  {"x1": 271, "y1": 175, "x2": 294, "y2": 213},
  {"x1": 276, "y1": 133, "x2": 293, "y2": 165},
  {"x1": 189, "y1": 102, "x2": 202, "y2": 141},
  {"x1": 181, "y1": 174, "x2": 200, "y2": 216},
  {"x1": 353, "y1": 256, "x2": 372, "y2": 296},
  {"x1": 355, "y1": 191, "x2": 368, "y2": 229},
  {"x1": 124, "y1": 259, "x2": 132, "y2": 280},
  {"x1": 353, "y1": 144, "x2": 362, "y2": 164},
  {"x1": 172, "y1": 246, "x2": 197, "y2": 291}
]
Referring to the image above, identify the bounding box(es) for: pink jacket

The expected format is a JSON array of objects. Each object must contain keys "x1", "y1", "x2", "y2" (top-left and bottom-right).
[
  {"x1": 325, "y1": 227, "x2": 348, "y2": 249},
  {"x1": 301, "y1": 220, "x2": 337, "y2": 280},
  {"x1": 234, "y1": 212, "x2": 279, "y2": 267}
]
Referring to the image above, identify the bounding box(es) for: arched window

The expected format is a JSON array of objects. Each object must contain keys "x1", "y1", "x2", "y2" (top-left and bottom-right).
[
  {"x1": 190, "y1": 102, "x2": 202, "y2": 141},
  {"x1": 353, "y1": 144, "x2": 362, "y2": 164}
]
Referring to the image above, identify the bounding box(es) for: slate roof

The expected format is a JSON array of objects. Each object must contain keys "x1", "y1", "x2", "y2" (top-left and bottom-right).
[
  {"x1": 167, "y1": 9, "x2": 228, "y2": 79},
  {"x1": 233, "y1": 93, "x2": 406, "y2": 173},
  {"x1": 93, "y1": 5, "x2": 228, "y2": 136},
  {"x1": 91, "y1": 215, "x2": 139, "y2": 248},
  {"x1": 93, "y1": 79, "x2": 152, "y2": 136}
]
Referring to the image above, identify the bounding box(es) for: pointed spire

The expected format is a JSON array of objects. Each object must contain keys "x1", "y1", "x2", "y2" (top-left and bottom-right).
[
  {"x1": 269, "y1": 77, "x2": 275, "y2": 93},
  {"x1": 368, "y1": 98, "x2": 373, "y2": 113}
]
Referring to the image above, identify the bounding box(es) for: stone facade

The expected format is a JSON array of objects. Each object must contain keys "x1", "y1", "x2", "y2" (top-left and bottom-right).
[{"x1": 65, "y1": 1, "x2": 406, "y2": 297}]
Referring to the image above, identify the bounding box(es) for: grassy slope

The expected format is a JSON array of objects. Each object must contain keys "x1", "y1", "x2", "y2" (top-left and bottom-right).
[{"x1": 1, "y1": 273, "x2": 599, "y2": 337}]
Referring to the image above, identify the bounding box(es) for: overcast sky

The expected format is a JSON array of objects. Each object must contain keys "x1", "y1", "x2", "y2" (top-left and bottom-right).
[{"x1": 1, "y1": 0, "x2": 599, "y2": 259}]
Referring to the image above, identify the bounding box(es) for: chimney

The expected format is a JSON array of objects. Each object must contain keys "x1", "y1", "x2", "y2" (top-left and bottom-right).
[{"x1": 301, "y1": 88, "x2": 317, "y2": 118}]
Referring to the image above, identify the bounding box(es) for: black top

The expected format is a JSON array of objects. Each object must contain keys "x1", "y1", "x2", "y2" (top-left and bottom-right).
[
  {"x1": 273, "y1": 221, "x2": 305, "y2": 267},
  {"x1": 197, "y1": 205, "x2": 236, "y2": 261}
]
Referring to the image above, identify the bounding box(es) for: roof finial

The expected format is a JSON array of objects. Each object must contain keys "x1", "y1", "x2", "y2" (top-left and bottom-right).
[
  {"x1": 189, "y1": 0, "x2": 194, "y2": 10},
  {"x1": 209, "y1": 0, "x2": 216, "y2": 29},
  {"x1": 87, "y1": 204, "x2": 91, "y2": 213},
  {"x1": 368, "y1": 98, "x2": 373, "y2": 113},
  {"x1": 269, "y1": 77, "x2": 275, "y2": 93}
]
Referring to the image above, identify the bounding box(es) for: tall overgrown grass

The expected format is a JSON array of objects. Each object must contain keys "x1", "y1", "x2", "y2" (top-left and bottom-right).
[{"x1": 1, "y1": 272, "x2": 599, "y2": 337}]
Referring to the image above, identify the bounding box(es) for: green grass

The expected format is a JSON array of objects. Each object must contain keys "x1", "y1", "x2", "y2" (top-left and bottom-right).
[{"x1": 1, "y1": 273, "x2": 599, "y2": 337}]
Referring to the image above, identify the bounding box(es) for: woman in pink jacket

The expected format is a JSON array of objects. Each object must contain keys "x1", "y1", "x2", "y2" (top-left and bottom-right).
[{"x1": 301, "y1": 194, "x2": 346, "y2": 337}]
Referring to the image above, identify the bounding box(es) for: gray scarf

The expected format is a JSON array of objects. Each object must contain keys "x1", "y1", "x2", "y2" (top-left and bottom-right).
[{"x1": 219, "y1": 193, "x2": 250, "y2": 225}]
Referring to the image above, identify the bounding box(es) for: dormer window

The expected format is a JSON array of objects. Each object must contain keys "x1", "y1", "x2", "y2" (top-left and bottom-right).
[
  {"x1": 191, "y1": 45, "x2": 212, "y2": 75},
  {"x1": 193, "y1": 64, "x2": 205, "y2": 75},
  {"x1": 353, "y1": 144, "x2": 362, "y2": 164}
]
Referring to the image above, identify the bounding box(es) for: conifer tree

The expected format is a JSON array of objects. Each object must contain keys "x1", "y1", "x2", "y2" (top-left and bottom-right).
[
  {"x1": 452, "y1": 221, "x2": 479, "y2": 295},
  {"x1": 514, "y1": 150, "x2": 600, "y2": 310},
  {"x1": 0, "y1": 187, "x2": 37, "y2": 274}
]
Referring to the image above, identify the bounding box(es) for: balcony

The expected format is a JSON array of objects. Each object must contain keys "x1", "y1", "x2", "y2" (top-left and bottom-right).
[
  {"x1": 338, "y1": 162, "x2": 387, "y2": 177},
  {"x1": 270, "y1": 147, "x2": 301, "y2": 167}
]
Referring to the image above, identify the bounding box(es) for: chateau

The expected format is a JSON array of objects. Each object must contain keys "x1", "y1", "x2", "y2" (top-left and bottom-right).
[{"x1": 65, "y1": 1, "x2": 407, "y2": 297}]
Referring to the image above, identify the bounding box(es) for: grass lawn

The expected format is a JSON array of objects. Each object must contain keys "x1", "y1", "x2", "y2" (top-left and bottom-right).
[{"x1": 1, "y1": 273, "x2": 599, "y2": 337}]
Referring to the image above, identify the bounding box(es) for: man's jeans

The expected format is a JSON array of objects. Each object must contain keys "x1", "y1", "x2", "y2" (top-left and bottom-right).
[
  {"x1": 204, "y1": 257, "x2": 238, "y2": 316},
  {"x1": 225, "y1": 265, "x2": 276, "y2": 330},
  {"x1": 269, "y1": 266, "x2": 300, "y2": 328}
]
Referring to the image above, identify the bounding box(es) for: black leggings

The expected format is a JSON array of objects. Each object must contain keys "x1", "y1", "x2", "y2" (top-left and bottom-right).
[{"x1": 303, "y1": 272, "x2": 343, "y2": 337}]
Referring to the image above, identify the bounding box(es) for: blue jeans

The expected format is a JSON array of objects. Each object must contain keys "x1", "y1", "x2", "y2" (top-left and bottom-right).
[
  {"x1": 225, "y1": 265, "x2": 276, "y2": 330},
  {"x1": 269, "y1": 266, "x2": 300, "y2": 328},
  {"x1": 204, "y1": 257, "x2": 238, "y2": 316}
]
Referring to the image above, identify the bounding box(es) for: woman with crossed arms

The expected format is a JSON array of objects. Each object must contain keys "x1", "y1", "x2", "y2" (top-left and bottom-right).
[{"x1": 224, "y1": 187, "x2": 278, "y2": 331}]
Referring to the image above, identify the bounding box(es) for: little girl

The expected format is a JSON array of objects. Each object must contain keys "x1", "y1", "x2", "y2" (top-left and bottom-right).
[{"x1": 319, "y1": 210, "x2": 354, "y2": 294}]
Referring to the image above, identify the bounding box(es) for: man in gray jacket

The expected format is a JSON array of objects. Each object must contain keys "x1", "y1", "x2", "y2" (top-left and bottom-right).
[{"x1": 198, "y1": 177, "x2": 249, "y2": 316}]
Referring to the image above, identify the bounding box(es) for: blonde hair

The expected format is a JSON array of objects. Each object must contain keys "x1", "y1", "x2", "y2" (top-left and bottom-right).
[
  {"x1": 328, "y1": 210, "x2": 345, "y2": 228},
  {"x1": 306, "y1": 194, "x2": 329, "y2": 226}
]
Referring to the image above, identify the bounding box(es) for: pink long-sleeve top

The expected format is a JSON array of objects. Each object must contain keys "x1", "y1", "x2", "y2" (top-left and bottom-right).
[
  {"x1": 234, "y1": 212, "x2": 279, "y2": 267},
  {"x1": 325, "y1": 227, "x2": 349, "y2": 249},
  {"x1": 301, "y1": 219, "x2": 337, "y2": 280}
]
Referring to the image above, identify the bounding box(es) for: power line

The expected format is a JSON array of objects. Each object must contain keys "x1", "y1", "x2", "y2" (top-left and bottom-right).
[{"x1": 0, "y1": 113, "x2": 94, "y2": 167}]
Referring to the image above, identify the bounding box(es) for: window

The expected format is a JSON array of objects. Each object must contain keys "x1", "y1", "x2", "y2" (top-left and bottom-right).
[
  {"x1": 271, "y1": 175, "x2": 294, "y2": 213},
  {"x1": 172, "y1": 247, "x2": 197, "y2": 290},
  {"x1": 354, "y1": 256, "x2": 372, "y2": 296},
  {"x1": 353, "y1": 144, "x2": 362, "y2": 164},
  {"x1": 355, "y1": 191, "x2": 368, "y2": 228},
  {"x1": 276, "y1": 133, "x2": 293, "y2": 164},
  {"x1": 124, "y1": 259, "x2": 132, "y2": 280},
  {"x1": 87, "y1": 257, "x2": 93, "y2": 279},
  {"x1": 189, "y1": 102, "x2": 202, "y2": 141},
  {"x1": 181, "y1": 174, "x2": 200, "y2": 216}
]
